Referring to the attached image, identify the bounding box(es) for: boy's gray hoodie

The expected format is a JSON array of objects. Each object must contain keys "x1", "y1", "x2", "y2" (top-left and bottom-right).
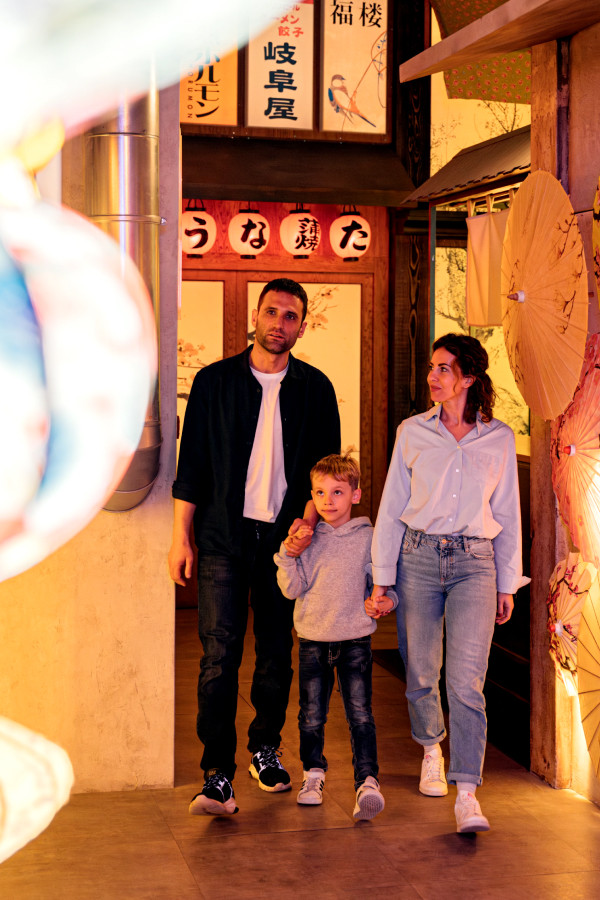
[{"x1": 274, "y1": 516, "x2": 398, "y2": 642}]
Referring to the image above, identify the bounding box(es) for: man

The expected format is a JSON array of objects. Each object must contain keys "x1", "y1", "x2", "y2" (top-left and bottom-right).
[{"x1": 168, "y1": 277, "x2": 341, "y2": 815}]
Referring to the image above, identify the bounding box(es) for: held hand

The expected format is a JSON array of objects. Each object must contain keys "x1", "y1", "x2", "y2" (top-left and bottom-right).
[
  {"x1": 496, "y1": 592, "x2": 514, "y2": 624},
  {"x1": 168, "y1": 540, "x2": 193, "y2": 586},
  {"x1": 284, "y1": 519, "x2": 314, "y2": 557},
  {"x1": 365, "y1": 589, "x2": 394, "y2": 619}
]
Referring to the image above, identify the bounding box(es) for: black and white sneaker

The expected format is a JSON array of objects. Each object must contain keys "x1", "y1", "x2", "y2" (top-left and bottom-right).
[
  {"x1": 189, "y1": 769, "x2": 238, "y2": 815},
  {"x1": 249, "y1": 746, "x2": 292, "y2": 792}
]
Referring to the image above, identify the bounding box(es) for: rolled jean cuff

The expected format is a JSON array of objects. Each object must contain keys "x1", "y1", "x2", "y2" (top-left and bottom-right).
[
  {"x1": 447, "y1": 770, "x2": 483, "y2": 787},
  {"x1": 411, "y1": 729, "x2": 447, "y2": 748}
]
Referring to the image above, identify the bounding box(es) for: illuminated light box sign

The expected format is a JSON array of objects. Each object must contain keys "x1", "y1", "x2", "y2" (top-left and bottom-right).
[
  {"x1": 321, "y1": 0, "x2": 388, "y2": 135},
  {"x1": 180, "y1": 49, "x2": 238, "y2": 126},
  {"x1": 246, "y1": 1, "x2": 315, "y2": 130}
]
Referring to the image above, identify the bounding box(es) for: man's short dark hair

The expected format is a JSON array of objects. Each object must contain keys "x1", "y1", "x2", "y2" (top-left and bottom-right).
[{"x1": 257, "y1": 278, "x2": 308, "y2": 322}]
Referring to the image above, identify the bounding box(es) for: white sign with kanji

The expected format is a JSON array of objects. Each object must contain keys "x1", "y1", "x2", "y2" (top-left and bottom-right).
[{"x1": 246, "y1": 1, "x2": 314, "y2": 130}]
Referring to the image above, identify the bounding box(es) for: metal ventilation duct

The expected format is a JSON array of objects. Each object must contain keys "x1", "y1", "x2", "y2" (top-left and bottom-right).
[{"x1": 84, "y1": 92, "x2": 162, "y2": 511}]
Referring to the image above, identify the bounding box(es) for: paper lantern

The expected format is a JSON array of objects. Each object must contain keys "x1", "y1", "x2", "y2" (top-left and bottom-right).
[
  {"x1": 280, "y1": 207, "x2": 321, "y2": 258},
  {"x1": 329, "y1": 210, "x2": 371, "y2": 261},
  {"x1": 182, "y1": 201, "x2": 217, "y2": 256},
  {"x1": 228, "y1": 207, "x2": 270, "y2": 257}
]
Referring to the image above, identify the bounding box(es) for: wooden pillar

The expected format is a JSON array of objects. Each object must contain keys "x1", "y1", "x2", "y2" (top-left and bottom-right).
[
  {"x1": 529, "y1": 40, "x2": 572, "y2": 788},
  {"x1": 389, "y1": 0, "x2": 431, "y2": 443},
  {"x1": 390, "y1": 227, "x2": 431, "y2": 438}
]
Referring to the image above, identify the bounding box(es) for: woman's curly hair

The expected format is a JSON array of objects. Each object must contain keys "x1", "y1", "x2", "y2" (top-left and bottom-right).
[{"x1": 432, "y1": 333, "x2": 496, "y2": 424}]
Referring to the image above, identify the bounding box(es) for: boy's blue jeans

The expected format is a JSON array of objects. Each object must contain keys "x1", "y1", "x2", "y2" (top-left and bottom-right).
[{"x1": 298, "y1": 636, "x2": 379, "y2": 789}]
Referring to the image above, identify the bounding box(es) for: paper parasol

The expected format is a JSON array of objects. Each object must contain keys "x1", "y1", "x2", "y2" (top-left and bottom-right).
[
  {"x1": 551, "y1": 333, "x2": 600, "y2": 568},
  {"x1": 577, "y1": 587, "x2": 600, "y2": 778},
  {"x1": 501, "y1": 170, "x2": 588, "y2": 420},
  {"x1": 593, "y1": 177, "x2": 600, "y2": 296},
  {"x1": 546, "y1": 553, "x2": 599, "y2": 694}
]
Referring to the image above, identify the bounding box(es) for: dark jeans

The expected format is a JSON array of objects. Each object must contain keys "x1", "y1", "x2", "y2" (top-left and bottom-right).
[
  {"x1": 196, "y1": 519, "x2": 294, "y2": 781},
  {"x1": 298, "y1": 636, "x2": 378, "y2": 789}
]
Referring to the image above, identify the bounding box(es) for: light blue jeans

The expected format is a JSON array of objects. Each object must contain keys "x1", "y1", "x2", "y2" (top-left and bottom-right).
[{"x1": 395, "y1": 527, "x2": 498, "y2": 786}]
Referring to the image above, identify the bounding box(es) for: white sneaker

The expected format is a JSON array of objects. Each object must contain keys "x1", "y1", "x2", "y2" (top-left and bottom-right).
[
  {"x1": 297, "y1": 768, "x2": 325, "y2": 805},
  {"x1": 454, "y1": 791, "x2": 490, "y2": 833},
  {"x1": 419, "y1": 752, "x2": 448, "y2": 796},
  {"x1": 353, "y1": 775, "x2": 385, "y2": 820}
]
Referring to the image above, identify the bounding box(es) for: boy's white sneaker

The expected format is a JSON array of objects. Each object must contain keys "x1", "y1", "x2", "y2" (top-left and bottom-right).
[
  {"x1": 353, "y1": 775, "x2": 385, "y2": 820},
  {"x1": 297, "y1": 768, "x2": 325, "y2": 805},
  {"x1": 419, "y1": 752, "x2": 448, "y2": 796},
  {"x1": 454, "y1": 791, "x2": 490, "y2": 833}
]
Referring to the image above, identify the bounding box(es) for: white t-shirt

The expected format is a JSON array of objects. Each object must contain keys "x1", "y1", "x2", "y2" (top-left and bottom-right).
[{"x1": 243, "y1": 365, "x2": 288, "y2": 522}]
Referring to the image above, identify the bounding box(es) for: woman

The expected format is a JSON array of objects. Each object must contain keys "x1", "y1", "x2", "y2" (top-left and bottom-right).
[{"x1": 370, "y1": 333, "x2": 529, "y2": 834}]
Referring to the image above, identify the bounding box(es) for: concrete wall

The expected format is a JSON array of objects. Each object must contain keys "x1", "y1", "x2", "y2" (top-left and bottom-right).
[{"x1": 0, "y1": 85, "x2": 180, "y2": 792}]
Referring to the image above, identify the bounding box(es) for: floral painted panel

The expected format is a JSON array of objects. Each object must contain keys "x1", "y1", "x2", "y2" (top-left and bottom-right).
[
  {"x1": 177, "y1": 281, "x2": 223, "y2": 451},
  {"x1": 247, "y1": 282, "x2": 361, "y2": 462}
]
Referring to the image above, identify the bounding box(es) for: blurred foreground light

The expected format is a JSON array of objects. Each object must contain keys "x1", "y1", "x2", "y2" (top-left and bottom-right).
[
  {"x1": 0, "y1": 717, "x2": 74, "y2": 864},
  {"x1": 0, "y1": 240, "x2": 49, "y2": 542},
  {"x1": 0, "y1": 163, "x2": 157, "y2": 582},
  {"x1": 0, "y1": 0, "x2": 293, "y2": 150}
]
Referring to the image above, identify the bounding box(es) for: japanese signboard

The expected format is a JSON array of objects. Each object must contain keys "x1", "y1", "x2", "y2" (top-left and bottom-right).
[
  {"x1": 246, "y1": 1, "x2": 314, "y2": 130},
  {"x1": 180, "y1": 50, "x2": 238, "y2": 127},
  {"x1": 321, "y1": 1, "x2": 388, "y2": 135}
]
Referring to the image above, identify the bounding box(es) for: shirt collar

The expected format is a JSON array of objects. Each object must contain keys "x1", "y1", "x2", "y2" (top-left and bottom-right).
[
  {"x1": 243, "y1": 345, "x2": 301, "y2": 381},
  {"x1": 424, "y1": 404, "x2": 491, "y2": 436}
]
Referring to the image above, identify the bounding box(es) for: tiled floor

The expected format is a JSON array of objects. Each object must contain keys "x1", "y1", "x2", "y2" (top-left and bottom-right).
[{"x1": 2, "y1": 609, "x2": 600, "y2": 899}]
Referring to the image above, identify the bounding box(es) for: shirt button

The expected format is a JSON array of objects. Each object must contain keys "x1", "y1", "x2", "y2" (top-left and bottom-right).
[
  {"x1": 455, "y1": 469, "x2": 459, "y2": 473},
  {"x1": 452, "y1": 494, "x2": 456, "y2": 498}
]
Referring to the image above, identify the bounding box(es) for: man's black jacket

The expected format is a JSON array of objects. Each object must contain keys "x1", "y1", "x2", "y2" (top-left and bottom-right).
[{"x1": 173, "y1": 345, "x2": 341, "y2": 556}]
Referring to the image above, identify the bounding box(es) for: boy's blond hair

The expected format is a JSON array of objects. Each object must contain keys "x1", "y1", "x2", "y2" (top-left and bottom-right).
[{"x1": 310, "y1": 453, "x2": 361, "y2": 492}]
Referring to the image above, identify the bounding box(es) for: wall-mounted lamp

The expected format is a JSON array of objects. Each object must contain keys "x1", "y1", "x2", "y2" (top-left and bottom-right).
[
  {"x1": 329, "y1": 206, "x2": 371, "y2": 261},
  {"x1": 280, "y1": 203, "x2": 321, "y2": 259},
  {"x1": 181, "y1": 199, "x2": 217, "y2": 257},
  {"x1": 228, "y1": 205, "x2": 270, "y2": 258}
]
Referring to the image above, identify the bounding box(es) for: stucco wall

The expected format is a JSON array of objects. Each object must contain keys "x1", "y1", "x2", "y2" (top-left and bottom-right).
[{"x1": 0, "y1": 85, "x2": 180, "y2": 792}]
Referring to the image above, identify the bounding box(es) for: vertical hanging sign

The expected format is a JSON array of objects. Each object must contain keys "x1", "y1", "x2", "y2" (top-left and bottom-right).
[
  {"x1": 180, "y1": 49, "x2": 238, "y2": 127},
  {"x1": 321, "y1": 1, "x2": 388, "y2": 135},
  {"x1": 246, "y1": 1, "x2": 315, "y2": 130}
]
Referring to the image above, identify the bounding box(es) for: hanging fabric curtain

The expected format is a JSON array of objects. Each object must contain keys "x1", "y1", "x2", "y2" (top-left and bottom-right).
[{"x1": 466, "y1": 205, "x2": 509, "y2": 326}]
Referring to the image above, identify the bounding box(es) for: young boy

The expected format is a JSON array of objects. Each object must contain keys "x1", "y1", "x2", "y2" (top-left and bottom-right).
[{"x1": 274, "y1": 454, "x2": 396, "y2": 820}]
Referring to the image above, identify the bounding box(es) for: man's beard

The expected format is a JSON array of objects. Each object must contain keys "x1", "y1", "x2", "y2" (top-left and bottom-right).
[{"x1": 255, "y1": 325, "x2": 298, "y2": 355}]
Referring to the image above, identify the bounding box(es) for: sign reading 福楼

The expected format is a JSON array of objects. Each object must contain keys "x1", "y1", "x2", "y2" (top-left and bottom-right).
[{"x1": 321, "y1": 1, "x2": 388, "y2": 135}]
